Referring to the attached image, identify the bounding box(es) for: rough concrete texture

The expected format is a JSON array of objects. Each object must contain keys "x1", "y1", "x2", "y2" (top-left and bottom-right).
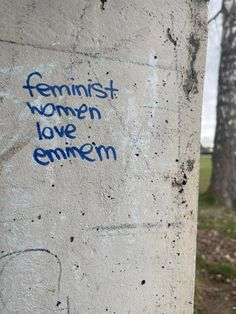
[{"x1": 0, "y1": 1, "x2": 207, "y2": 313}]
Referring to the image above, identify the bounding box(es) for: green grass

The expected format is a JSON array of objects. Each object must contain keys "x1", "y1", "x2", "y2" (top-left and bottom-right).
[
  {"x1": 199, "y1": 155, "x2": 212, "y2": 194},
  {"x1": 198, "y1": 155, "x2": 236, "y2": 238},
  {"x1": 196, "y1": 255, "x2": 236, "y2": 279},
  {"x1": 195, "y1": 155, "x2": 236, "y2": 313},
  {"x1": 194, "y1": 254, "x2": 236, "y2": 313},
  {"x1": 198, "y1": 206, "x2": 236, "y2": 238},
  {"x1": 198, "y1": 193, "x2": 217, "y2": 208}
]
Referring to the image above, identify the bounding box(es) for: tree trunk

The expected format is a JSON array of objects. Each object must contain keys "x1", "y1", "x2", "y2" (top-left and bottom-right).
[{"x1": 209, "y1": 0, "x2": 236, "y2": 208}]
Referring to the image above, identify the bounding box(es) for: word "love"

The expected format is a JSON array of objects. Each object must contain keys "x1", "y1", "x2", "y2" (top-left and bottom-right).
[{"x1": 36, "y1": 122, "x2": 76, "y2": 140}]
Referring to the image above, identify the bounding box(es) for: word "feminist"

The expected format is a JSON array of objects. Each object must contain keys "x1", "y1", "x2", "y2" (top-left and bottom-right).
[{"x1": 23, "y1": 72, "x2": 119, "y2": 100}]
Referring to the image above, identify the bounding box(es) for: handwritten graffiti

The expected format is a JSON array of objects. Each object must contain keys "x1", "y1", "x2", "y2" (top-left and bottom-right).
[
  {"x1": 22, "y1": 72, "x2": 119, "y2": 166},
  {"x1": 23, "y1": 72, "x2": 119, "y2": 99}
]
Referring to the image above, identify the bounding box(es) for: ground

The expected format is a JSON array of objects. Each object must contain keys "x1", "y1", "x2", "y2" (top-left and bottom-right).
[{"x1": 195, "y1": 155, "x2": 236, "y2": 313}]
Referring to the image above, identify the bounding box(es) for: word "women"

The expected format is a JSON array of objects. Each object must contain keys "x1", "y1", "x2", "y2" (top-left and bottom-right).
[{"x1": 27, "y1": 102, "x2": 101, "y2": 121}]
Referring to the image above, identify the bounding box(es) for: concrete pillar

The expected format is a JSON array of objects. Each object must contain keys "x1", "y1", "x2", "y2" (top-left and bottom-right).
[{"x1": 0, "y1": 1, "x2": 207, "y2": 313}]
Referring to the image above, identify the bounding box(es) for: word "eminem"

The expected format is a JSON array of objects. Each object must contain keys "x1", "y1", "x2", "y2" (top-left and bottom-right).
[
  {"x1": 23, "y1": 72, "x2": 119, "y2": 100},
  {"x1": 34, "y1": 143, "x2": 117, "y2": 166}
]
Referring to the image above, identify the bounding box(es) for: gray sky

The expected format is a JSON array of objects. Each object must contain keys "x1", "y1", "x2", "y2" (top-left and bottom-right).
[{"x1": 201, "y1": 0, "x2": 222, "y2": 147}]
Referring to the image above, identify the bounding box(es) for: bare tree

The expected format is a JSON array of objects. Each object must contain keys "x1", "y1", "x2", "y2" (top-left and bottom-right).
[{"x1": 209, "y1": 0, "x2": 236, "y2": 208}]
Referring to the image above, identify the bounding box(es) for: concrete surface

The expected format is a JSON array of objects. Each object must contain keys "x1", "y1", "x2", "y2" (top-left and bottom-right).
[{"x1": 0, "y1": 0, "x2": 207, "y2": 313}]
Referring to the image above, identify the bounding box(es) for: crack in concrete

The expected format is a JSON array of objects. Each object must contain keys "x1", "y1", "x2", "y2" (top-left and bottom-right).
[{"x1": 0, "y1": 38, "x2": 176, "y2": 70}]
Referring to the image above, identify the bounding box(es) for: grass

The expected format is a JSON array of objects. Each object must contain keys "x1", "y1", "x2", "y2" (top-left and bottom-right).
[
  {"x1": 196, "y1": 255, "x2": 236, "y2": 279},
  {"x1": 195, "y1": 253, "x2": 236, "y2": 313},
  {"x1": 195, "y1": 155, "x2": 236, "y2": 313},
  {"x1": 199, "y1": 155, "x2": 212, "y2": 194},
  {"x1": 198, "y1": 155, "x2": 236, "y2": 239},
  {"x1": 198, "y1": 206, "x2": 236, "y2": 238}
]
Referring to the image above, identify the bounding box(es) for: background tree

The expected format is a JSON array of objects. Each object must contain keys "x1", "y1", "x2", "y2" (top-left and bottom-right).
[{"x1": 209, "y1": 0, "x2": 236, "y2": 208}]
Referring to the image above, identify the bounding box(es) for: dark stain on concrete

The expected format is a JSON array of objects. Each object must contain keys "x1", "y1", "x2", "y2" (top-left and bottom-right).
[
  {"x1": 0, "y1": 139, "x2": 30, "y2": 171},
  {"x1": 167, "y1": 28, "x2": 178, "y2": 46},
  {"x1": 183, "y1": 33, "x2": 200, "y2": 100},
  {"x1": 92, "y1": 222, "x2": 160, "y2": 232},
  {"x1": 187, "y1": 159, "x2": 195, "y2": 172},
  {"x1": 100, "y1": 0, "x2": 107, "y2": 10}
]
